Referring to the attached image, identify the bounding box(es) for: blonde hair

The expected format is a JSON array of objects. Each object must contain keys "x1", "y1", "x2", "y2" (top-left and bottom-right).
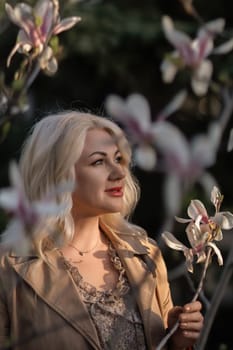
[{"x1": 19, "y1": 111, "x2": 146, "y2": 256}]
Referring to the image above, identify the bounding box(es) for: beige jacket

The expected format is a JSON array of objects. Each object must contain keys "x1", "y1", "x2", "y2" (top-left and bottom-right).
[{"x1": 0, "y1": 229, "x2": 173, "y2": 350}]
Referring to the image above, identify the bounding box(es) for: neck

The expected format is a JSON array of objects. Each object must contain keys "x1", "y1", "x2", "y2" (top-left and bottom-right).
[{"x1": 71, "y1": 216, "x2": 102, "y2": 249}]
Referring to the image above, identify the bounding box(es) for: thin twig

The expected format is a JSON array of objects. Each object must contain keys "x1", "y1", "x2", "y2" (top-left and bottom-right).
[
  {"x1": 196, "y1": 240, "x2": 233, "y2": 350},
  {"x1": 156, "y1": 248, "x2": 212, "y2": 350}
]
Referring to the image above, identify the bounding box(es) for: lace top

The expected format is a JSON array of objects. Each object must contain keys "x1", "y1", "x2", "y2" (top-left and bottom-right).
[{"x1": 61, "y1": 244, "x2": 147, "y2": 349}]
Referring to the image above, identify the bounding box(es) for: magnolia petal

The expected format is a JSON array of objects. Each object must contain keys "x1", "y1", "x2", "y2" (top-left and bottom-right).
[
  {"x1": 158, "y1": 90, "x2": 187, "y2": 120},
  {"x1": 195, "y1": 214, "x2": 202, "y2": 228},
  {"x1": 105, "y1": 95, "x2": 129, "y2": 122},
  {"x1": 53, "y1": 16, "x2": 81, "y2": 35},
  {"x1": 187, "y1": 199, "x2": 208, "y2": 221},
  {"x1": 193, "y1": 34, "x2": 213, "y2": 61},
  {"x1": 162, "y1": 229, "x2": 194, "y2": 273},
  {"x1": 5, "y1": 3, "x2": 35, "y2": 43},
  {"x1": 35, "y1": 0, "x2": 54, "y2": 38},
  {"x1": 6, "y1": 42, "x2": 22, "y2": 67},
  {"x1": 213, "y1": 38, "x2": 233, "y2": 55},
  {"x1": 191, "y1": 59, "x2": 213, "y2": 96},
  {"x1": 160, "y1": 58, "x2": 178, "y2": 83},
  {"x1": 39, "y1": 46, "x2": 58, "y2": 74},
  {"x1": 210, "y1": 185, "x2": 222, "y2": 210},
  {"x1": 35, "y1": 0, "x2": 53, "y2": 20},
  {"x1": 126, "y1": 94, "x2": 151, "y2": 133},
  {"x1": 191, "y1": 122, "x2": 221, "y2": 168},
  {"x1": 0, "y1": 218, "x2": 30, "y2": 255},
  {"x1": 34, "y1": 201, "x2": 67, "y2": 216},
  {"x1": 175, "y1": 216, "x2": 191, "y2": 223},
  {"x1": 208, "y1": 122, "x2": 221, "y2": 146},
  {"x1": 202, "y1": 18, "x2": 225, "y2": 35},
  {"x1": 9, "y1": 161, "x2": 25, "y2": 194},
  {"x1": 49, "y1": 180, "x2": 76, "y2": 197},
  {"x1": 150, "y1": 121, "x2": 190, "y2": 170},
  {"x1": 134, "y1": 145, "x2": 156, "y2": 171},
  {"x1": 1, "y1": 218, "x2": 24, "y2": 244},
  {"x1": 214, "y1": 212, "x2": 233, "y2": 230},
  {"x1": 191, "y1": 133, "x2": 216, "y2": 168},
  {"x1": 106, "y1": 93, "x2": 152, "y2": 140},
  {"x1": 198, "y1": 172, "x2": 218, "y2": 200},
  {"x1": 7, "y1": 29, "x2": 33, "y2": 66},
  {"x1": 163, "y1": 174, "x2": 182, "y2": 217},
  {"x1": 5, "y1": 3, "x2": 33, "y2": 29},
  {"x1": 227, "y1": 128, "x2": 233, "y2": 152},
  {"x1": 183, "y1": 249, "x2": 194, "y2": 273},
  {"x1": 17, "y1": 30, "x2": 33, "y2": 52},
  {"x1": 0, "y1": 189, "x2": 19, "y2": 211},
  {"x1": 44, "y1": 56, "x2": 58, "y2": 75},
  {"x1": 162, "y1": 16, "x2": 191, "y2": 48},
  {"x1": 162, "y1": 231, "x2": 188, "y2": 251},
  {"x1": 213, "y1": 228, "x2": 223, "y2": 241},
  {"x1": 186, "y1": 221, "x2": 208, "y2": 248},
  {"x1": 196, "y1": 251, "x2": 207, "y2": 264},
  {"x1": 207, "y1": 242, "x2": 223, "y2": 266}
]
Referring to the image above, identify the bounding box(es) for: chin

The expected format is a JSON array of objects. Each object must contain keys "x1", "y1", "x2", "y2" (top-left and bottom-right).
[{"x1": 101, "y1": 206, "x2": 123, "y2": 215}]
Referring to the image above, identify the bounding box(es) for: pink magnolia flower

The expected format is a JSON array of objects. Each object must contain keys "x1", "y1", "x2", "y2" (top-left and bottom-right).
[
  {"x1": 162, "y1": 186, "x2": 233, "y2": 272},
  {"x1": 158, "y1": 120, "x2": 222, "y2": 217},
  {"x1": 106, "y1": 91, "x2": 221, "y2": 217},
  {"x1": 0, "y1": 161, "x2": 73, "y2": 254},
  {"x1": 105, "y1": 91, "x2": 187, "y2": 171},
  {"x1": 5, "y1": 0, "x2": 81, "y2": 74},
  {"x1": 160, "y1": 121, "x2": 221, "y2": 179},
  {"x1": 161, "y1": 16, "x2": 233, "y2": 96}
]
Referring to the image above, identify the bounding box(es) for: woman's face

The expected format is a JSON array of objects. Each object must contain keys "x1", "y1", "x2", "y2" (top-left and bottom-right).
[{"x1": 72, "y1": 128, "x2": 127, "y2": 218}]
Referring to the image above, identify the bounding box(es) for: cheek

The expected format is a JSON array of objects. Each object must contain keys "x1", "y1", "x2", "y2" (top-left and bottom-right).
[{"x1": 74, "y1": 173, "x2": 102, "y2": 200}]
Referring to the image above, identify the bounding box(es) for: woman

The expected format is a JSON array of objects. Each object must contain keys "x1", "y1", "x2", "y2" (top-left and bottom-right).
[{"x1": 0, "y1": 111, "x2": 203, "y2": 349}]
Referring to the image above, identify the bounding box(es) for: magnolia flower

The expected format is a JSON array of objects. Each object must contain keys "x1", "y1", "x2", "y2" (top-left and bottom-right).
[
  {"x1": 5, "y1": 0, "x2": 81, "y2": 74},
  {"x1": 161, "y1": 121, "x2": 221, "y2": 179},
  {"x1": 0, "y1": 161, "x2": 73, "y2": 254},
  {"x1": 105, "y1": 91, "x2": 187, "y2": 171},
  {"x1": 159, "y1": 120, "x2": 222, "y2": 217},
  {"x1": 162, "y1": 186, "x2": 233, "y2": 272},
  {"x1": 161, "y1": 16, "x2": 233, "y2": 96}
]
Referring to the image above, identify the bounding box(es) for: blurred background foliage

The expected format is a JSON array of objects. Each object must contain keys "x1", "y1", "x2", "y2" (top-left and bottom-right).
[{"x1": 1, "y1": 0, "x2": 233, "y2": 348}]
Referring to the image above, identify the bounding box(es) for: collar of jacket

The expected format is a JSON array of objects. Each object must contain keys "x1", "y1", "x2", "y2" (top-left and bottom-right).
[
  {"x1": 103, "y1": 226, "x2": 165, "y2": 348},
  {"x1": 8, "y1": 228, "x2": 163, "y2": 350}
]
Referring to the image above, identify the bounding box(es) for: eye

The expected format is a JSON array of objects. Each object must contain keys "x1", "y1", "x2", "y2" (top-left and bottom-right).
[
  {"x1": 91, "y1": 158, "x2": 104, "y2": 166},
  {"x1": 115, "y1": 154, "x2": 123, "y2": 163}
]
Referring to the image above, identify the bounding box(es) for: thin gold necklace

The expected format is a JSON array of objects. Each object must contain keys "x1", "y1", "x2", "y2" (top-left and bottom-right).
[{"x1": 68, "y1": 237, "x2": 101, "y2": 256}]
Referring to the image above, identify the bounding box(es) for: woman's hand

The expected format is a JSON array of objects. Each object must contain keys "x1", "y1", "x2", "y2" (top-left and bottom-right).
[{"x1": 167, "y1": 300, "x2": 204, "y2": 349}]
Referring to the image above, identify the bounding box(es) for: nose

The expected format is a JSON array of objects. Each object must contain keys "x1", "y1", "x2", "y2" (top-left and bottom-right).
[{"x1": 109, "y1": 163, "x2": 126, "y2": 181}]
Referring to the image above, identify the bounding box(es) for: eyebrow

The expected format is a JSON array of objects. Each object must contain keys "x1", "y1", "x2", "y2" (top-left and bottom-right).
[{"x1": 88, "y1": 150, "x2": 120, "y2": 158}]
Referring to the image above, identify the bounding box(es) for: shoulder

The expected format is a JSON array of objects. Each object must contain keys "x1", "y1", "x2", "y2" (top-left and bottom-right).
[
  {"x1": 0, "y1": 250, "x2": 38, "y2": 279},
  {"x1": 129, "y1": 230, "x2": 160, "y2": 252},
  {"x1": 132, "y1": 234, "x2": 169, "y2": 275},
  {"x1": 118, "y1": 229, "x2": 164, "y2": 260}
]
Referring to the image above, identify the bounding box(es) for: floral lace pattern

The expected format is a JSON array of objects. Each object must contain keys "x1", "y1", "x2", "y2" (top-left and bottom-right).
[{"x1": 61, "y1": 243, "x2": 147, "y2": 349}]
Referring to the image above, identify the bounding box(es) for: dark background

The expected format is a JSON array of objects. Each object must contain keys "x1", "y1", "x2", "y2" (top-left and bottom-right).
[{"x1": 0, "y1": 1, "x2": 233, "y2": 348}]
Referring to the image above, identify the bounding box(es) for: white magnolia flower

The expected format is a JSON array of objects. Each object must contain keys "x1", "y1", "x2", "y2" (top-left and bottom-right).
[
  {"x1": 5, "y1": 0, "x2": 81, "y2": 73},
  {"x1": 105, "y1": 91, "x2": 186, "y2": 171},
  {"x1": 162, "y1": 186, "x2": 233, "y2": 272},
  {"x1": 0, "y1": 161, "x2": 73, "y2": 254},
  {"x1": 161, "y1": 16, "x2": 233, "y2": 95}
]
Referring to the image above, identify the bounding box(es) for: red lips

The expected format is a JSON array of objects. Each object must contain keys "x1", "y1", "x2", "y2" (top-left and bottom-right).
[{"x1": 105, "y1": 187, "x2": 123, "y2": 196}]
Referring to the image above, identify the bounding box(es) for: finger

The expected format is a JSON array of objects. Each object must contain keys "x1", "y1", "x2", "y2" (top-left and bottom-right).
[
  {"x1": 180, "y1": 309, "x2": 203, "y2": 320},
  {"x1": 179, "y1": 319, "x2": 204, "y2": 332},
  {"x1": 183, "y1": 301, "x2": 202, "y2": 312},
  {"x1": 179, "y1": 329, "x2": 202, "y2": 341}
]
